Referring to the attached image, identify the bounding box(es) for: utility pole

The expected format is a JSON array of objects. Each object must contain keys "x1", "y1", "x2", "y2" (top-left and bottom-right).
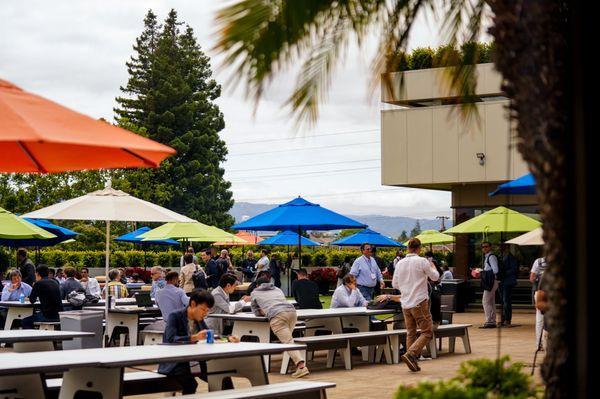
[{"x1": 436, "y1": 216, "x2": 450, "y2": 231}]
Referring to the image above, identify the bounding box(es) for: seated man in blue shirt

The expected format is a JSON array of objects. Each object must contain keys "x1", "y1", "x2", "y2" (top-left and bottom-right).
[
  {"x1": 158, "y1": 290, "x2": 240, "y2": 394},
  {"x1": 331, "y1": 274, "x2": 369, "y2": 308},
  {"x1": 1, "y1": 270, "x2": 33, "y2": 329},
  {"x1": 155, "y1": 271, "x2": 189, "y2": 328}
]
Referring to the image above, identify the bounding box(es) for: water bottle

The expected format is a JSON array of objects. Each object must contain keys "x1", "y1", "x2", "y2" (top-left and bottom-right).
[
  {"x1": 206, "y1": 329, "x2": 214, "y2": 344},
  {"x1": 19, "y1": 293, "x2": 25, "y2": 304}
]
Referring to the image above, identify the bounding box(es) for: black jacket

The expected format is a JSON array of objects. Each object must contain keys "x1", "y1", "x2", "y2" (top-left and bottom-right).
[
  {"x1": 19, "y1": 258, "x2": 36, "y2": 286},
  {"x1": 158, "y1": 308, "x2": 208, "y2": 375},
  {"x1": 291, "y1": 279, "x2": 322, "y2": 309},
  {"x1": 29, "y1": 278, "x2": 63, "y2": 320}
]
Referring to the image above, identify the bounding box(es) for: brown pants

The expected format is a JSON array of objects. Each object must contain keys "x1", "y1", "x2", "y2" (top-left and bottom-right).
[
  {"x1": 403, "y1": 299, "x2": 433, "y2": 357},
  {"x1": 270, "y1": 311, "x2": 303, "y2": 365}
]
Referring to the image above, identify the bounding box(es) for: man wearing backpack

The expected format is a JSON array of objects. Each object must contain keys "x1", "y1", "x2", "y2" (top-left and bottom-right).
[
  {"x1": 480, "y1": 242, "x2": 499, "y2": 328},
  {"x1": 203, "y1": 249, "x2": 221, "y2": 289},
  {"x1": 179, "y1": 253, "x2": 198, "y2": 294}
]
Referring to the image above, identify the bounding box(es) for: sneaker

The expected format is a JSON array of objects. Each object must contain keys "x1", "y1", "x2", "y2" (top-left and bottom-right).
[
  {"x1": 401, "y1": 352, "x2": 421, "y2": 372},
  {"x1": 479, "y1": 324, "x2": 497, "y2": 329},
  {"x1": 292, "y1": 366, "x2": 310, "y2": 378}
]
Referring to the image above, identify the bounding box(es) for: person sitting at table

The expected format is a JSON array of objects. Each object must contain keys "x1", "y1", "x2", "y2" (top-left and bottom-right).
[
  {"x1": 331, "y1": 274, "x2": 369, "y2": 308},
  {"x1": 291, "y1": 268, "x2": 322, "y2": 309},
  {"x1": 60, "y1": 267, "x2": 84, "y2": 300},
  {"x1": 79, "y1": 267, "x2": 101, "y2": 297},
  {"x1": 155, "y1": 271, "x2": 189, "y2": 326},
  {"x1": 102, "y1": 269, "x2": 128, "y2": 299},
  {"x1": 22, "y1": 265, "x2": 63, "y2": 329},
  {"x1": 206, "y1": 273, "x2": 249, "y2": 335},
  {"x1": 150, "y1": 266, "x2": 166, "y2": 298},
  {"x1": 1, "y1": 270, "x2": 33, "y2": 329},
  {"x1": 158, "y1": 290, "x2": 240, "y2": 394},
  {"x1": 250, "y1": 276, "x2": 309, "y2": 378}
]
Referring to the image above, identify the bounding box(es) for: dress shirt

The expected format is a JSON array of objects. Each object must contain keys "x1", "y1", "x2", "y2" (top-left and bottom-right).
[
  {"x1": 392, "y1": 253, "x2": 439, "y2": 309},
  {"x1": 155, "y1": 283, "x2": 190, "y2": 322},
  {"x1": 330, "y1": 284, "x2": 368, "y2": 308},
  {"x1": 349, "y1": 255, "x2": 383, "y2": 287}
]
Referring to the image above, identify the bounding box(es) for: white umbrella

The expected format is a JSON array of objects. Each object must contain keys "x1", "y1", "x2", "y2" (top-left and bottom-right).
[
  {"x1": 506, "y1": 227, "x2": 544, "y2": 246},
  {"x1": 23, "y1": 184, "x2": 194, "y2": 292}
]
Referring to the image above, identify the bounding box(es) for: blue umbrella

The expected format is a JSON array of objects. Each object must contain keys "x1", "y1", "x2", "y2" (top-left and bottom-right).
[
  {"x1": 115, "y1": 226, "x2": 180, "y2": 246},
  {"x1": 0, "y1": 218, "x2": 78, "y2": 247},
  {"x1": 331, "y1": 228, "x2": 405, "y2": 248},
  {"x1": 259, "y1": 231, "x2": 321, "y2": 247},
  {"x1": 489, "y1": 173, "x2": 536, "y2": 196}
]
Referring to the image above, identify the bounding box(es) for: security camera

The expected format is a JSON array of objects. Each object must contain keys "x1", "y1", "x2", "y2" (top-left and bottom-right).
[{"x1": 476, "y1": 153, "x2": 485, "y2": 165}]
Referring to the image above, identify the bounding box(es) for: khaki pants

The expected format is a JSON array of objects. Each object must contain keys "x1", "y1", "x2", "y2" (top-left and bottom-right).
[
  {"x1": 482, "y1": 280, "x2": 499, "y2": 325},
  {"x1": 270, "y1": 311, "x2": 303, "y2": 365},
  {"x1": 402, "y1": 299, "x2": 433, "y2": 358}
]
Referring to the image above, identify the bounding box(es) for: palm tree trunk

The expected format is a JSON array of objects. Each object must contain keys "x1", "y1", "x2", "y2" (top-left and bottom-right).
[{"x1": 488, "y1": 0, "x2": 589, "y2": 397}]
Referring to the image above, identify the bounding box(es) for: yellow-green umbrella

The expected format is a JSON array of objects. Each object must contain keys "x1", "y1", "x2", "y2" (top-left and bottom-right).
[
  {"x1": 0, "y1": 207, "x2": 56, "y2": 240},
  {"x1": 139, "y1": 222, "x2": 246, "y2": 243},
  {"x1": 405, "y1": 229, "x2": 455, "y2": 246},
  {"x1": 444, "y1": 206, "x2": 541, "y2": 235}
]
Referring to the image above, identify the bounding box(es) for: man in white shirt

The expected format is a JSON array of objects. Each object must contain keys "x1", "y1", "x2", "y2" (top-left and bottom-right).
[
  {"x1": 392, "y1": 238, "x2": 439, "y2": 372},
  {"x1": 480, "y1": 241, "x2": 499, "y2": 328},
  {"x1": 530, "y1": 257, "x2": 547, "y2": 349},
  {"x1": 255, "y1": 249, "x2": 270, "y2": 277},
  {"x1": 79, "y1": 267, "x2": 101, "y2": 297}
]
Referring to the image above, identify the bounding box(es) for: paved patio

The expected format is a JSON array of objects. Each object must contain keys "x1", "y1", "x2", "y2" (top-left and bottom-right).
[{"x1": 136, "y1": 310, "x2": 544, "y2": 398}]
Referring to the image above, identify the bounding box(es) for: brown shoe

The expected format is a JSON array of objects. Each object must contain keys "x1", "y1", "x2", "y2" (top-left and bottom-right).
[{"x1": 401, "y1": 352, "x2": 421, "y2": 372}]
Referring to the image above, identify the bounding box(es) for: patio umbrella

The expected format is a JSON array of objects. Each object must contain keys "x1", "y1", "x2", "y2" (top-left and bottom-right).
[
  {"x1": 506, "y1": 227, "x2": 544, "y2": 246},
  {"x1": 22, "y1": 185, "x2": 194, "y2": 294},
  {"x1": 0, "y1": 217, "x2": 77, "y2": 247},
  {"x1": 331, "y1": 228, "x2": 404, "y2": 247},
  {"x1": 213, "y1": 231, "x2": 263, "y2": 246},
  {"x1": 0, "y1": 79, "x2": 175, "y2": 173},
  {"x1": 0, "y1": 207, "x2": 56, "y2": 240},
  {"x1": 405, "y1": 229, "x2": 455, "y2": 247},
  {"x1": 114, "y1": 226, "x2": 180, "y2": 246},
  {"x1": 139, "y1": 222, "x2": 245, "y2": 243},
  {"x1": 489, "y1": 173, "x2": 536, "y2": 196},
  {"x1": 259, "y1": 230, "x2": 321, "y2": 247},
  {"x1": 231, "y1": 197, "x2": 366, "y2": 294},
  {"x1": 444, "y1": 206, "x2": 541, "y2": 235}
]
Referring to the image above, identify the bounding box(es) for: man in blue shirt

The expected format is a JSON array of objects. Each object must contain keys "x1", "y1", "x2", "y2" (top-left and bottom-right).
[
  {"x1": 331, "y1": 274, "x2": 369, "y2": 308},
  {"x1": 155, "y1": 271, "x2": 189, "y2": 324},
  {"x1": 150, "y1": 266, "x2": 166, "y2": 298},
  {"x1": 1, "y1": 270, "x2": 33, "y2": 329},
  {"x1": 349, "y1": 243, "x2": 385, "y2": 300}
]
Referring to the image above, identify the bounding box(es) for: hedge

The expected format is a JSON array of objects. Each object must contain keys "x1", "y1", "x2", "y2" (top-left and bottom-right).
[{"x1": 391, "y1": 42, "x2": 495, "y2": 72}]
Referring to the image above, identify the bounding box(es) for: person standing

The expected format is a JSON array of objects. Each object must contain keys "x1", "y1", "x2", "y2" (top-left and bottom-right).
[
  {"x1": 291, "y1": 268, "x2": 322, "y2": 309},
  {"x1": 336, "y1": 256, "x2": 352, "y2": 287},
  {"x1": 349, "y1": 243, "x2": 385, "y2": 301},
  {"x1": 270, "y1": 253, "x2": 282, "y2": 288},
  {"x1": 16, "y1": 248, "x2": 36, "y2": 286},
  {"x1": 150, "y1": 266, "x2": 166, "y2": 298},
  {"x1": 59, "y1": 267, "x2": 83, "y2": 300},
  {"x1": 203, "y1": 249, "x2": 221, "y2": 289},
  {"x1": 251, "y1": 277, "x2": 309, "y2": 378},
  {"x1": 179, "y1": 253, "x2": 199, "y2": 294},
  {"x1": 241, "y1": 250, "x2": 257, "y2": 281},
  {"x1": 22, "y1": 266, "x2": 64, "y2": 329},
  {"x1": 480, "y1": 241, "x2": 499, "y2": 328},
  {"x1": 392, "y1": 238, "x2": 439, "y2": 372},
  {"x1": 255, "y1": 249, "x2": 270, "y2": 276},
  {"x1": 499, "y1": 244, "x2": 519, "y2": 327},
  {"x1": 215, "y1": 250, "x2": 233, "y2": 280},
  {"x1": 206, "y1": 273, "x2": 250, "y2": 335},
  {"x1": 79, "y1": 267, "x2": 101, "y2": 297},
  {"x1": 179, "y1": 246, "x2": 198, "y2": 267},
  {"x1": 530, "y1": 256, "x2": 547, "y2": 349}
]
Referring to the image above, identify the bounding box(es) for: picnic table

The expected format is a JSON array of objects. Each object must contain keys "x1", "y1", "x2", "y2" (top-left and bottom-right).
[
  {"x1": 0, "y1": 329, "x2": 94, "y2": 352},
  {"x1": 0, "y1": 341, "x2": 305, "y2": 398},
  {"x1": 82, "y1": 305, "x2": 162, "y2": 346}
]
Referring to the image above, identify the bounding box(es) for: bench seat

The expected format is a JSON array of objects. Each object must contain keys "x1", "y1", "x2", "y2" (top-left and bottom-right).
[{"x1": 181, "y1": 381, "x2": 336, "y2": 399}]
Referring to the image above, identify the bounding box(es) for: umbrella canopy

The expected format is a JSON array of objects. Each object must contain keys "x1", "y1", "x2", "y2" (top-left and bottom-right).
[
  {"x1": 259, "y1": 231, "x2": 321, "y2": 247},
  {"x1": 0, "y1": 79, "x2": 175, "y2": 173},
  {"x1": 489, "y1": 173, "x2": 536, "y2": 196},
  {"x1": 231, "y1": 197, "x2": 367, "y2": 231},
  {"x1": 0, "y1": 217, "x2": 77, "y2": 247},
  {"x1": 506, "y1": 227, "x2": 544, "y2": 246},
  {"x1": 114, "y1": 226, "x2": 180, "y2": 246},
  {"x1": 444, "y1": 206, "x2": 541, "y2": 234},
  {"x1": 139, "y1": 222, "x2": 245, "y2": 243},
  {"x1": 405, "y1": 230, "x2": 455, "y2": 246},
  {"x1": 213, "y1": 231, "x2": 263, "y2": 246},
  {"x1": 0, "y1": 207, "x2": 56, "y2": 240},
  {"x1": 331, "y1": 228, "x2": 404, "y2": 247}
]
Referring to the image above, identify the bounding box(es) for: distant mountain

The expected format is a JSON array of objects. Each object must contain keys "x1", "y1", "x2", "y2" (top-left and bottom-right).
[{"x1": 229, "y1": 202, "x2": 452, "y2": 239}]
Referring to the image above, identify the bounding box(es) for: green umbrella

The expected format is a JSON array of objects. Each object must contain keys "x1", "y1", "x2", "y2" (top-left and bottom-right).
[
  {"x1": 405, "y1": 229, "x2": 455, "y2": 246},
  {"x1": 444, "y1": 206, "x2": 541, "y2": 235},
  {"x1": 0, "y1": 207, "x2": 56, "y2": 240},
  {"x1": 139, "y1": 222, "x2": 245, "y2": 243}
]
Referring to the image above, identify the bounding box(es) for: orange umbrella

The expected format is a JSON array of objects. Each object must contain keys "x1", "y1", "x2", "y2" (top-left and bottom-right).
[
  {"x1": 213, "y1": 231, "x2": 263, "y2": 246},
  {"x1": 0, "y1": 79, "x2": 175, "y2": 173}
]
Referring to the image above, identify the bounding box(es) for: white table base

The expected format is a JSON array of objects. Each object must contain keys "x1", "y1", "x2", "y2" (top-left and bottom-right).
[
  {"x1": 106, "y1": 313, "x2": 139, "y2": 346},
  {"x1": 3, "y1": 307, "x2": 33, "y2": 330}
]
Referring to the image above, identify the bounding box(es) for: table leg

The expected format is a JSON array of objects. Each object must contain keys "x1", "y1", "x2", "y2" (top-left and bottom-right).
[
  {"x1": 231, "y1": 321, "x2": 271, "y2": 371},
  {"x1": 4, "y1": 307, "x2": 33, "y2": 330},
  {"x1": 343, "y1": 316, "x2": 370, "y2": 361},
  {"x1": 303, "y1": 317, "x2": 342, "y2": 361},
  {"x1": 0, "y1": 374, "x2": 45, "y2": 398},
  {"x1": 106, "y1": 313, "x2": 139, "y2": 346},
  {"x1": 206, "y1": 355, "x2": 268, "y2": 391},
  {"x1": 390, "y1": 335, "x2": 400, "y2": 364},
  {"x1": 13, "y1": 340, "x2": 54, "y2": 352},
  {"x1": 59, "y1": 367, "x2": 122, "y2": 399}
]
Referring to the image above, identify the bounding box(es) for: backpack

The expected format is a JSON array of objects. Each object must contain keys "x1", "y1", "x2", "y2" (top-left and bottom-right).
[
  {"x1": 192, "y1": 267, "x2": 208, "y2": 290},
  {"x1": 486, "y1": 254, "x2": 505, "y2": 280},
  {"x1": 67, "y1": 290, "x2": 87, "y2": 307}
]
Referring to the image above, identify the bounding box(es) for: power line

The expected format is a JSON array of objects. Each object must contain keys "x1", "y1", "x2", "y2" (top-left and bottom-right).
[
  {"x1": 228, "y1": 140, "x2": 380, "y2": 157},
  {"x1": 226, "y1": 158, "x2": 381, "y2": 173},
  {"x1": 235, "y1": 188, "x2": 400, "y2": 202},
  {"x1": 225, "y1": 128, "x2": 379, "y2": 146},
  {"x1": 228, "y1": 166, "x2": 379, "y2": 183}
]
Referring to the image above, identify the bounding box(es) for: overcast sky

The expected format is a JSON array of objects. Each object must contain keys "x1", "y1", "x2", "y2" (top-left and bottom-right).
[{"x1": 0, "y1": 0, "x2": 455, "y2": 218}]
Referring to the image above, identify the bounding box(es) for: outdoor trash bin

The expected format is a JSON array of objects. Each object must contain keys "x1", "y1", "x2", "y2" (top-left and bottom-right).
[{"x1": 60, "y1": 310, "x2": 104, "y2": 349}]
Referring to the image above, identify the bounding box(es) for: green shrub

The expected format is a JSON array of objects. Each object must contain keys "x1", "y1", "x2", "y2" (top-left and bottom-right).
[
  {"x1": 81, "y1": 251, "x2": 99, "y2": 268},
  {"x1": 328, "y1": 251, "x2": 343, "y2": 267},
  {"x1": 313, "y1": 252, "x2": 328, "y2": 266},
  {"x1": 111, "y1": 251, "x2": 127, "y2": 268},
  {"x1": 409, "y1": 47, "x2": 434, "y2": 70},
  {"x1": 126, "y1": 251, "x2": 144, "y2": 268},
  {"x1": 301, "y1": 254, "x2": 312, "y2": 266},
  {"x1": 157, "y1": 252, "x2": 172, "y2": 269}
]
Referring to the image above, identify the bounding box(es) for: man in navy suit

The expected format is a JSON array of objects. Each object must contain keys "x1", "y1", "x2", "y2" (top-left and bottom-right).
[{"x1": 158, "y1": 290, "x2": 240, "y2": 394}]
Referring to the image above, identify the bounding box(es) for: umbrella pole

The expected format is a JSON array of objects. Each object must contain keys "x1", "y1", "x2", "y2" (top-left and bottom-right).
[{"x1": 105, "y1": 220, "x2": 111, "y2": 318}]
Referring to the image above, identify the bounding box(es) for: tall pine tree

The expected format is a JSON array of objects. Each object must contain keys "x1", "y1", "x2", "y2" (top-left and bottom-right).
[
  {"x1": 115, "y1": 9, "x2": 234, "y2": 227},
  {"x1": 409, "y1": 220, "x2": 421, "y2": 238}
]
